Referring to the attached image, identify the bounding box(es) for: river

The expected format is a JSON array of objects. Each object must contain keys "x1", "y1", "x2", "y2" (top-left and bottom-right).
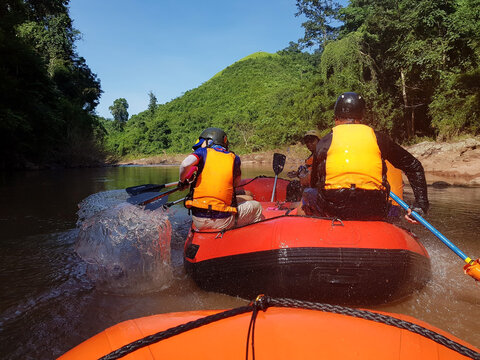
[{"x1": 0, "y1": 165, "x2": 479, "y2": 359}]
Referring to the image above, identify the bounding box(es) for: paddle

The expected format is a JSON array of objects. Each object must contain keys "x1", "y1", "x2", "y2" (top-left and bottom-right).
[
  {"x1": 126, "y1": 166, "x2": 198, "y2": 208},
  {"x1": 127, "y1": 186, "x2": 183, "y2": 207},
  {"x1": 390, "y1": 191, "x2": 480, "y2": 281},
  {"x1": 126, "y1": 182, "x2": 178, "y2": 196},
  {"x1": 270, "y1": 153, "x2": 286, "y2": 202}
]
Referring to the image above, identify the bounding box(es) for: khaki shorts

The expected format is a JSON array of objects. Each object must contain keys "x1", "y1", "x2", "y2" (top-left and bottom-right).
[{"x1": 192, "y1": 200, "x2": 263, "y2": 231}]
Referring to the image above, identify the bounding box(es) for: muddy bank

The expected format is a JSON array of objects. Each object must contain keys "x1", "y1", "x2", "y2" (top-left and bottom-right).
[
  {"x1": 119, "y1": 138, "x2": 480, "y2": 187},
  {"x1": 406, "y1": 138, "x2": 480, "y2": 187}
]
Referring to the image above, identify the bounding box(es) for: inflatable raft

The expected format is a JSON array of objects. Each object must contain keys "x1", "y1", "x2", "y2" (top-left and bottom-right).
[
  {"x1": 184, "y1": 176, "x2": 431, "y2": 304},
  {"x1": 59, "y1": 296, "x2": 479, "y2": 359}
]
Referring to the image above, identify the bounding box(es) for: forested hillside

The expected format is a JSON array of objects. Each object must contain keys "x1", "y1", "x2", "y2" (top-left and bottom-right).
[
  {"x1": 2, "y1": 0, "x2": 479, "y2": 166},
  {"x1": 104, "y1": 51, "x2": 319, "y2": 155},
  {"x1": 0, "y1": 0, "x2": 103, "y2": 168},
  {"x1": 106, "y1": 0, "x2": 480, "y2": 157}
]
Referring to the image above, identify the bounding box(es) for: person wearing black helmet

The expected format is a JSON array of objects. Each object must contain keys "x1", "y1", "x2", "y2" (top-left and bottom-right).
[
  {"x1": 179, "y1": 127, "x2": 263, "y2": 230},
  {"x1": 300, "y1": 92, "x2": 429, "y2": 222}
]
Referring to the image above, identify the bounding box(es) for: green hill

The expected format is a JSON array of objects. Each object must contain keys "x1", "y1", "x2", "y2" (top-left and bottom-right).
[{"x1": 105, "y1": 51, "x2": 318, "y2": 155}]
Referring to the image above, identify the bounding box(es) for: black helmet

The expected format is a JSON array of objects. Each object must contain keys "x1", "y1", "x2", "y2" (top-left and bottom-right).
[
  {"x1": 199, "y1": 127, "x2": 229, "y2": 149},
  {"x1": 334, "y1": 92, "x2": 365, "y2": 120}
]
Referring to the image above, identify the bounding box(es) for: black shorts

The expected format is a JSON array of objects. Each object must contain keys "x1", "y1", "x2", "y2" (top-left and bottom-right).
[{"x1": 302, "y1": 187, "x2": 389, "y2": 220}]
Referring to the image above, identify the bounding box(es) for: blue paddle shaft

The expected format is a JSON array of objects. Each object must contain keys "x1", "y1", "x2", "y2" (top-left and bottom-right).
[{"x1": 389, "y1": 191, "x2": 470, "y2": 262}]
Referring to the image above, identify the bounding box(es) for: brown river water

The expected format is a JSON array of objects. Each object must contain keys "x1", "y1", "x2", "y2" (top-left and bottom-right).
[{"x1": 0, "y1": 165, "x2": 479, "y2": 359}]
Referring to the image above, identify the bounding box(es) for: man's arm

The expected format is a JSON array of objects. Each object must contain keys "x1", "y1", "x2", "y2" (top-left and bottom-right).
[
  {"x1": 179, "y1": 154, "x2": 200, "y2": 182},
  {"x1": 233, "y1": 155, "x2": 242, "y2": 187}
]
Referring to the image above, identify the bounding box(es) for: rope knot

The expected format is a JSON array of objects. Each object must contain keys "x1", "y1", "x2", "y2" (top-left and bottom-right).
[{"x1": 252, "y1": 294, "x2": 269, "y2": 312}]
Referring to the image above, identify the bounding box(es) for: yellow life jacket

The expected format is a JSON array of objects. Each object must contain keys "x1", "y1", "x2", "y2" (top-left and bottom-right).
[
  {"x1": 324, "y1": 124, "x2": 386, "y2": 191},
  {"x1": 386, "y1": 160, "x2": 404, "y2": 205},
  {"x1": 185, "y1": 148, "x2": 237, "y2": 213}
]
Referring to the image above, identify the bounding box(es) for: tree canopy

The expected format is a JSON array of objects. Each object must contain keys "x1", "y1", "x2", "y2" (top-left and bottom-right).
[
  {"x1": 0, "y1": 0, "x2": 103, "y2": 168},
  {"x1": 104, "y1": 0, "x2": 479, "y2": 158},
  {"x1": 3, "y1": 0, "x2": 479, "y2": 166}
]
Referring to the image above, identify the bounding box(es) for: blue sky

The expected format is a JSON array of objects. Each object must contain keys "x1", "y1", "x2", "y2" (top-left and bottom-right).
[{"x1": 69, "y1": 0, "x2": 311, "y2": 119}]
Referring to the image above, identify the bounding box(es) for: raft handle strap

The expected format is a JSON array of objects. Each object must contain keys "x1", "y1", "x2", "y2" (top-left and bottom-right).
[
  {"x1": 331, "y1": 218, "x2": 344, "y2": 227},
  {"x1": 215, "y1": 229, "x2": 226, "y2": 239}
]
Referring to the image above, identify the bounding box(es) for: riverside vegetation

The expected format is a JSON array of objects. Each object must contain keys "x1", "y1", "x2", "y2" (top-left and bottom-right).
[{"x1": 2, "y1": 0, "x2": 479, "y2": 169}]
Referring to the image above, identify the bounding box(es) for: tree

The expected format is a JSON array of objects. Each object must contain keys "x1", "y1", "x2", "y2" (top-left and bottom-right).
[
  {"x1": 109, "y1": 98, "x2": 129, "y2": 130},
  {"x1": 0, "y1": 0, "x2": 103, "y2": 167},
  {"x1": 338, "y1": 0, "x2": 470, "y2": 139},
  {"x1": 148, "y1": 91, "x2": 157, "y2": 118},
  {"x1": 295, "y1": 0, "x2": 342, "y2": 52}
]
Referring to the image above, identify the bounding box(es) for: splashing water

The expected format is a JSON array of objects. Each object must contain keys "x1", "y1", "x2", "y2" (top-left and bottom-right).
[
  {"x1": 76, "y1": 189, "x2": 129, "y2": 226},
  {"x1": 75, "y1": 190, "x2": 174, "y2": 294}
]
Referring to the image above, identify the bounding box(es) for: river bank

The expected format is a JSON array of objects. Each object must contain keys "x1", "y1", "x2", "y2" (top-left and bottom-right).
[{"x1": 118, "y1": 137, "x2": 480, "y2": 187}]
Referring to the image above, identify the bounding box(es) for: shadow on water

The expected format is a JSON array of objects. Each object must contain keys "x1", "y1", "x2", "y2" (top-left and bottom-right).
[{"x1": 0, "y1": 166, "x2": 479, "y2": 358}]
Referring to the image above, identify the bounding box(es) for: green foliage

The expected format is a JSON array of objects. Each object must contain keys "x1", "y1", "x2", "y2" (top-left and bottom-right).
[
  {"x1": 109, "y1": 98, "x2": 129, "y2": 130},
  {"x1": 8, "y1": 0, "x2": 477, "y2": 165},
  {"x1": 336, "y1": 0, "x2": 480, "y2": 140},
  {"x1": 0, "y1": 0, "x2": 103, "y2": 168},
  {"x1": 108, "y1": 51, "x2": 318, "y2": 156},
  {"x1": 430, "y1": 70, "x2": 480, "y2": 139},
  {"x1": 295, "y1": 0, "x2": 342, "y2": 51},
  {"x1": 106, "y1": 0, "x2": 480, "y2": 158},
  {"x1": 147, "y1": 91, "x2": 157, "y2": 118}
]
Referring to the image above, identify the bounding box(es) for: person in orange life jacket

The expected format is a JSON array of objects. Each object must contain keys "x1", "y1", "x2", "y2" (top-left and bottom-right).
[
  {"x1": 300, "y1": 92, "x2": 429, "y2": 222},
  {"x1": 190, "y1": 132, "x2": 253, "y2": 201},
  {"x1": 286, "y1": 129, "x2": 321, "y2": 201},
  {"x1": 179, "y1": 127, "x2": 263, "y2": 231}
]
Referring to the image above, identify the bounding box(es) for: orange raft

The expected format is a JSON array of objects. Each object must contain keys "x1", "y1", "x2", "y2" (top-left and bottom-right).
[
  {"x1": 184, "y1": 176, "x2": 431, "y2": 304},
  {"x1": 59, "y1": 298, "x2": 480, "y2": 360}
]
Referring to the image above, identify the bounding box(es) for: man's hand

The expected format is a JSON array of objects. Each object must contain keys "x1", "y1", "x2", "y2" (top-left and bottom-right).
[
  {"x1": 287, "y1": 170, "x2": 298, "y2": 179},
  {"x1": 404, "y1": 205, "x2": 425, "y2": 224}
]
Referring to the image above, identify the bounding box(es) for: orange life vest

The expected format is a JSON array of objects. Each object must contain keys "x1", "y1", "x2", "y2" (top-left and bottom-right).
[
  {"x1": 185, "y1": 148, "x2": 237, "y2": 213},
  {"x1": 386, "y1": 161, "x2": 404, "y2": 205},
  {"x1": 305, "y1": 154, "x2": 313, "y2": 167},
  {"x1": 324, "y1": 124, "x2": 386, "y2": 191}
]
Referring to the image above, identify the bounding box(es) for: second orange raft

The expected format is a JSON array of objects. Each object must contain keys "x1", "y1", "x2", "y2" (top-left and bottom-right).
[{"x1": 184, "y1": 177, "x2": 431, "y2": 305}]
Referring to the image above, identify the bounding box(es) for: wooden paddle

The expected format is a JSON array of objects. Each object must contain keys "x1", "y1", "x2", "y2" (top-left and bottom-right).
[
  {"x1": 390, "y1": 191, "x2": 480, "y2": 281},
  {"x1": 271, "y1": 153, "x2": 286, "y2": 202}
]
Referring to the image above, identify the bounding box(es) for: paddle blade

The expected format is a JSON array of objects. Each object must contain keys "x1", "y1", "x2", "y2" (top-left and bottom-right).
[
  {"x1": 464, "y1": 259, "x2": 480, "y2": 281},
  {"x1": 144, "y1": 196, "x2": 169, "y2": 211},
  {"x1": 273, "y1": 153, "x2": 286, "y2": 175},
  {"x1": 127, "y1": 192, "x2": 165, "y2": 206}
]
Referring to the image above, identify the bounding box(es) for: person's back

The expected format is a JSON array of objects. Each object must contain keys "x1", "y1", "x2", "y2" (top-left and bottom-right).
[
  {"x1": 312, "y1": 122, "x2": 390, "y2": 219},
  {"x1": 302, "y1": 92, "x2": 429, "y2": 222},
  {"x1": 180, "y1": 127, "x2": 263, "y2": 230}
]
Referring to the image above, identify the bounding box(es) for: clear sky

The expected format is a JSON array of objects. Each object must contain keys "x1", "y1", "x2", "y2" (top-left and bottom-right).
[{"x1": 69, "y1": 0, "x2": 309, "y2": 119}]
